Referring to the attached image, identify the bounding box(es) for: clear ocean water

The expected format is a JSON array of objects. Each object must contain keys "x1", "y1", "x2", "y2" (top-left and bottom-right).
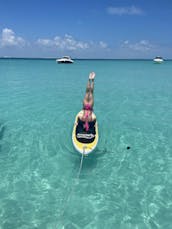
[{"x1": 0, "y1": 58, "x2": 172, "y2": 229}]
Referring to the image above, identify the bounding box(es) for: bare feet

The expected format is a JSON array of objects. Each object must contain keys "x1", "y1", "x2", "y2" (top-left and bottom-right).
[{"x1": 89, "y1": 72, "x2": 95, "y2": 80}]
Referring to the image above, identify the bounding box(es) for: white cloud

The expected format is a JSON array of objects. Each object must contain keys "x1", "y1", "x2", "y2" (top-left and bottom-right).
[
  {"x1": 122, "y1": 40, "x2": 153, "y2": 52},
  {"x1": 37, "y1": 34, "x2": 90, "y2": 50},
  {"x1": 123, "y1": 40, "x2": 129, "y2": 45},
  {"x1": 107, "y1": 5, "x2": 143, "y2": 16},
  {"x1": 99, "y1": 41, "x2": 108, "y2": 48},
  {"x1": 37, "y1": 34, "x2": 109, "y2": 51},
  {"x1": 0, "y1": 28, "x2": 109, "y2": 57},
  {"x1": 37, "y1": 38, "x2": 54, "y2": 47},
  {"x1": 0, "y1": 28, "x2": 26, "y2": 47}
]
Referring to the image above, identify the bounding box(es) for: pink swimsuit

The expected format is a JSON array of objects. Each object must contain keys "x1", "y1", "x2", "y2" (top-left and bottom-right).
[{"x1": 83, "y1": 104, "x2": 92, "y2": 131}]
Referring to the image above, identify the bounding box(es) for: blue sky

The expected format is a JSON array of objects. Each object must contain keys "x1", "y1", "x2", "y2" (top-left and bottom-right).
[{"x1": 0, "y1": 0, "x2": 172, "y2": 58}]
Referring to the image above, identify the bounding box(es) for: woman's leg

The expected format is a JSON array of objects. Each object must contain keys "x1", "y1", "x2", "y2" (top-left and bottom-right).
[
  {"x1": 86, "y1": 79, "x2": 92, "y2": 93},
  {"x1": 86, "y1": 72, "x2": 95, "y2": 93},
  {"x1": 88, "y1": 91, "x2": 94, "y2": 106},
  {"x1": 90, "y1": 79, "x2": 94, "y2": 93},
  {"x1": 86, "y1": 80, "x2": 94, "y2": 94},
  {"x1": 83, "y1": 72, "x2": 95, "y2": 105},
  {"x1": 83, "y1": 92, "x2": 94, "y2": 107},
  {"x1": 89, "y1": 72, "x2": 95, "y2": 93}
]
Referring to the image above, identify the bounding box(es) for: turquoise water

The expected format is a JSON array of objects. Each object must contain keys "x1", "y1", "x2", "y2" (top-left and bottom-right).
[{"x1": 0, "y1": 59, "x2": 172, "y2": 228}]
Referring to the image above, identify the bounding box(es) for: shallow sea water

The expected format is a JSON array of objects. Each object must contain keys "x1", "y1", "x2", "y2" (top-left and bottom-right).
[{"x1": 0, "y1": 59, "x2": 172, "y2": 228}]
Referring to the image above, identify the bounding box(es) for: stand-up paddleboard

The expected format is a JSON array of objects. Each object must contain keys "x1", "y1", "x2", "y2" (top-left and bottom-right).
[{"x1": 72, "y1": 110, "x2": 98, "y2": 155}]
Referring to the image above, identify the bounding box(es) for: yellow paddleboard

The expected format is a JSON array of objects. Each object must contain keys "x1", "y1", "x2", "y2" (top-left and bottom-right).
[{"x1": 72, "y1": 110, "x2": 98, "y2": 155}]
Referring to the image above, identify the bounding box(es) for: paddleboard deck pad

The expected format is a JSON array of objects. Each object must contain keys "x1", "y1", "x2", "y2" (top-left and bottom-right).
[{"x1": 72, "y1": 110, "x2": 98, "y2": 155}]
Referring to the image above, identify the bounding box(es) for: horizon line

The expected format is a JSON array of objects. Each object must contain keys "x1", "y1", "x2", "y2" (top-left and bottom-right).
[{"x1": 0, "y1": 57, "x2": 171, "y2": 60}]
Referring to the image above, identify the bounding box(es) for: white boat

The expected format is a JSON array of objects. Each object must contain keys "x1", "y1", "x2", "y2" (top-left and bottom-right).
[
  {"x1": 153, "y1": 56, "x2": 164, "y2": 63},
  {"x1": 56, "y1": 56, "x2": 74, "y2": 64}
]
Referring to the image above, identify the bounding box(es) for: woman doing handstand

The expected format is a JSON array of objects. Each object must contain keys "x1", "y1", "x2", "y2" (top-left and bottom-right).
[{"x1": 78, "y1": 72, "x2": 96, "y2": 131}]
